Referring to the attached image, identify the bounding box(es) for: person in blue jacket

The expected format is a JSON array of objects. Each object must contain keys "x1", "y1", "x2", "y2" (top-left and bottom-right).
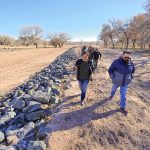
[{"x1": 108, "y1": 51, "x2": 135, "y2": 114}]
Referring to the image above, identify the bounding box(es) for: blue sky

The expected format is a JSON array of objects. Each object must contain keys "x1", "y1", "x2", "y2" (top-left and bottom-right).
[{"x1": 0, "y1": 0, "x2": 146, "y2": 41}]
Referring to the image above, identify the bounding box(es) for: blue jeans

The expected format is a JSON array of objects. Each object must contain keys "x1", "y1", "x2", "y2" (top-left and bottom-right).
[
  {"x1": 78, "y1": 80, "x2": 89, "y2": 102},
  {"x1": 110, "y1": 84, "x2": 128, "y2": 109}
]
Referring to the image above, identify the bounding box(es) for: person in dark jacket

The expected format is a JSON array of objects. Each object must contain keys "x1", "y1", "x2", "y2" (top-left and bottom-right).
[
  {"x1": 108, "y1": 51, "x2": 135, "y2": 114},
  {"x1": 81, "y1": 45, "x2": 87, "y2": 54},
  {"x1": 92, "y1": 48, "x2": 102, "y2": 69},
  {"x1": 87, "y1": 46, "x2": 94, "y2": 60},
  {"x1": 73, "y1": 51, "x2": 94, "y2": 105}
]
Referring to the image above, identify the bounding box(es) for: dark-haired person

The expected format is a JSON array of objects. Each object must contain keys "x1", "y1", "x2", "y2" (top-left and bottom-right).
[
  {"x1": 108, "y1": 51, "x2": 135, "y2": 114},
  {"x1": 81, "y1": 45, "x2": 87, "y2": 54},
  {"x1": 73, "y1": 51, "x2": 94, "y2": 105},
  {"x1": 87, "y1": 46, "x2": 94, "y2": 60},
  {"x1": 92, "y1": 48, "x2": 102, "y2": 69}
]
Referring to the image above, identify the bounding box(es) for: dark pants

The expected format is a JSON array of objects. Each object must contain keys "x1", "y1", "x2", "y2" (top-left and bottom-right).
[
  {"x1": 78, "y1": 80, "x2": 89, "y2": 102},
  {"x1": 93, "y1": 59, "x2": 98, "y2": 69}
]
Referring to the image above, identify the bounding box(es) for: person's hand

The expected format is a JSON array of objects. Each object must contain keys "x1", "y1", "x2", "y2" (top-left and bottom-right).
[
  {"x1": 90, "y1": 75, "x2": 93, "y2": 81},
  {"x1": 73, "y1": 66, "x2": 77, "y2": 71}
]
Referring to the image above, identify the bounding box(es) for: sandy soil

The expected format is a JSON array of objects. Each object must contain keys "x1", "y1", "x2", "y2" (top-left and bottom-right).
[
  {"x1": 46, "y1": 49, "x2": 150, "y2": 150},
  {"x1": 0, "y1": 46, "x2": 73, "y2": 94}
]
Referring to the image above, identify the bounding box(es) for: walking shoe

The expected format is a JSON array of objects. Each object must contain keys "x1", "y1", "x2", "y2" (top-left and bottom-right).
[
  {"x1": 80, "y1": 101, "x2": 85, "y2": 106},
  {"x1": 120, "y1": 108, "x2": 128, "y2": 115},
  {"x1": 80, "y1": 101, "x2": 83, "y2": 106},
  {"x1": 109, "y1": 96, "x2": 113, "y2": 99}
]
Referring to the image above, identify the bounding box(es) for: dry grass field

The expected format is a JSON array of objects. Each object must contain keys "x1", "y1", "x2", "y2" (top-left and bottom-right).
[{"x1": 0, "y1": 46, "x2": 74, "y2": 95}]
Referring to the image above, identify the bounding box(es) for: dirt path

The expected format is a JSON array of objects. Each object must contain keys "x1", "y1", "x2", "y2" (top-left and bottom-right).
[
  {"x1": 0, "y1": 46, "x2": 73, "y2": 94},
  {"x1": 46, "y1": 49, "x2": 150, "y2": 150}
]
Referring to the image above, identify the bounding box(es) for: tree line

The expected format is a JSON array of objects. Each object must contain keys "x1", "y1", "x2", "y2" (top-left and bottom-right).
[
  {"x1": 98, "y1": 0, "x2": 150, "y2": 49},
  {"x1": 0, "y1": 25, "x2": 70, "y2": 48}
]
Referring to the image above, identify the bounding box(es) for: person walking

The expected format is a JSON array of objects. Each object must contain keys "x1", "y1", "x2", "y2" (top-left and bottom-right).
[
  {"x1": 73, "y1": 51, "x2": 94, "y2": 106},
  {"x1": 92, "y1": 48, "x2": 102, "y2": 69},
  {"x1": 87, "y1": 46, "x2": 94, "y2": 60},
  {"x1": 81, "y1": 45, "x2": 87, "y2": 54},
  {"x1": 108, "y1": 51, "x2": 135, "y2": 114}
]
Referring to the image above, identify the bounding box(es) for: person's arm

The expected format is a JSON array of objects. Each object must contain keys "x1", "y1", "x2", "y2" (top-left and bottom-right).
[
  {"x1": 99, "y1": 52, "x2": 102, "y2": 59},
  {"x1": 73, "y1": 66, "x2": 77, "y2": 71},
  {"x1": 108, "y1": 60, "x2": 116, "y2": 79},
  {"x1": 91, "y1": 52, "x2": 94, "y2": 59},
  {"x1": 132, "y1": 63, "x2": 135, "y2": 73},
  {"x1": 73, "y1": 59, "x2": 80, "y2": 71},
  {"x1": 90, "y1": 60, "x2": 94, "y2": 72},
  {"x1": 90, "y1": 61, "x2": 94, "y2": 81},
  {"x1": 131, "y1": 62, "x2": 135, "y2": 78}
]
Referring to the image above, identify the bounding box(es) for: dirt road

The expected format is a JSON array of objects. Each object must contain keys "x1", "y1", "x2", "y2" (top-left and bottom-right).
[
  {"x1": 46, "y1": 49, "x2": 150, "y2": 150},
  {"x1": 0, "y1": 46, "x2": 73, "y2": 94}
]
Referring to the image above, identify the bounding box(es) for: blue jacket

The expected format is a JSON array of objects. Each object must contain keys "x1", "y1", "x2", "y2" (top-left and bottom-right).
[{"x1": 108, "y1": 57, "x2": 135, "y2": 86}]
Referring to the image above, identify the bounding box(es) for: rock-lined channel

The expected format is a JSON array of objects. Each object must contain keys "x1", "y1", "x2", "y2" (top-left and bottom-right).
[{"x1": 0, "y1": 47, "x2": 78, "y2": 150}]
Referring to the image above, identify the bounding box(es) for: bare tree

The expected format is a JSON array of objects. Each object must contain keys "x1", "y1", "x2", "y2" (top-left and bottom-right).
[
  {"x1": 129, "y1": 14, "x2": 145, "y2": 49},
  {"x1": 145, "y1": 0, "x2": 150, "y2": 13},
  {"x1": 99, "y1": 20, "x2": 117, "y2": 49},
  {"x1": 99, "y1": 25, "x2": 110, "y2": 47},
  {"x1": 98, "y1": 0, "x2": 150, "y2": 50},
  {"x1": 19, "y1": 25, "x2": 43, "y2": 48},
  {"x1": 115, "y1": 19, "x2": 135, "y2": 49},
  {"x1": 58, "y1": 33, "x2": 70, "y2": 47},
  {"x1": 0, "y1": 35, "x2": 15, "y2": 46},
  {"x1": 47, "y1": 32, "x2": 70, "y2": 48},
  {"x1": 135, "y1": 14, "x2": 150, "y2": 48},
  {"x1": 116, "y1": 34, "x2": 126, "y2": 49},
  {"x1": 47, "y1": 33, "x2": 59, "y2": 48}
]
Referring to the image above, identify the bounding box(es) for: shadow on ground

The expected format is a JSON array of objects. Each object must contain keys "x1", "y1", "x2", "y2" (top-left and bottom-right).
[{"x1": 46, "y1": 97, "x2": 121, "y2": 134}]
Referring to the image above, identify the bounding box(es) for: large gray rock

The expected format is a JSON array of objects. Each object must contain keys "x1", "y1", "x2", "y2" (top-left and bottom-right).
[
  {"x1": 12, "y1": 99, "x2": 26, "y2": 110},
  {"x1": 6, "y1": 122, "x2": 35, "y2": 139},
  {"x1": 49, "y1": 75, "x2": 55, "y2": 80},
  {"x1": 25, "y1": 81, "x2": 34, "y2": 90},
  {"x1": 50, "y1": 96, "x2": 60, "y2": 104},
  {"x1": 0, "y1": 131, "x2": 5, "y2": 142},
  {"x1": 29, "y1": 79, "x2": 40, "y2": 84},
  {"x1": 28, "y1": 105, "x2": 42, "y2": 113},
  {"x1": 27, "y1": 141, "x2": 46, "y2": 150},
  {"x1": 43, "y1": 77, "x2": 49, "y2": 80},
  {"x1": 0, "y1": 145, "x2": 16, "y2": 150},
  {"x1": 51, "y1": 84, "x2": 60, "y2": 96},
  {"x1": 32, "y1": 91, "x2": 51, "y2": 104},
  {"x1": 5, "y1": 124, "x2": 22, "y2": 133},
  {"x1": 22, "y1": 94, "x2": 33, "y2": 105},
  {"x1": 10, "y1": 113, "x2": 26, "y2": 126},
  {"x1": 9, "y1": 97, "x2": 20, "y2": 106},
  {"x1": 23, "y1": 101, "x2": 42, "y2": 113},
  {"x1": 0, "y1": 111, "x2": 16, "y2": 127},
  {"x1": 43, "y1": 87, "x2": 51, "y2": 94},
  {"x1": 26, "y1": 109, "x2": 51, "y2": 122},
  {"x1": 23, "y1": 94, "x2": 33, "y2": 101},
  {"x1": 37, "y1": 86, "x2": 45, "y2": 91},
  {"x1": 14, "y1": 89, "x2": 25, "y2": 97},
  {"x1": 32, "y1": 83, "x2": 39, "y2": 91},
  {"x1": 17, "y1": 140, "x2": 28, "y2": 150},
  {"x1": 42, "y1": 80, "x2": 49, "y2": 88}
]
